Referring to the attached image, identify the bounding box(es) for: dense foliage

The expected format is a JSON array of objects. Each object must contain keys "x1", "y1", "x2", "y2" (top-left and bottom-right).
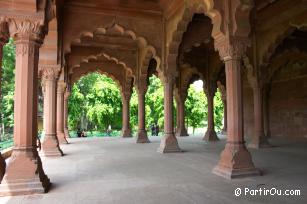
[
  {"x1": 68, "y1": 73, "x2": 122, "y2": 131},
  {"x1": 68, "y1": 73, "x2": 224, "y2": 134},
  {"x1": 1, "y1": 39, "x2": 15, "y2": 140}
]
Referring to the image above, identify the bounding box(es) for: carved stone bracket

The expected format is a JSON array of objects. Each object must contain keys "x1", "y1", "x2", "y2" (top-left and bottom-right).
[{"x1": 215, "y1": 36, "x2": 250, "y2": 61}]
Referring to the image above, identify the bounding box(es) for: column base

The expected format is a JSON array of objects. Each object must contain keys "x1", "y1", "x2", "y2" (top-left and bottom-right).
[
  {"x1": 176, "y1": 128, "x2": 189, "y2": 137},
  {"x1": 136, "y1": 130, "x2": 150, "y2": 143},
  {"x1": 64, "y1": 128, "x2": 70, "y2": 138},
  {"x1": 248, "y1": 137, "x2": 272, "y2": 149},
  {"x1": 0, "y1": 148, "x2": 50, "y2": 196},
  {"x1": 213, "y1": 142, "x2": 261, "y2": 179},
  {"x1": 57, "y1": 132, "x2": 68, "y2": 144},
  {"x1": 203, "y1": 129, "x2": 219, "y2": 141},
  {"x1": 157, "y1": 133, "x2": 182, "y2": 153},
  {"x1": 40, "y1": 134, "x2": 63, "y2": 157},
  {"x1": 122, "y1": 129, "x2": 132, "y2": 138},
  {"x1": 0, "y1": 154, "x2": 6, "y2": 182}
]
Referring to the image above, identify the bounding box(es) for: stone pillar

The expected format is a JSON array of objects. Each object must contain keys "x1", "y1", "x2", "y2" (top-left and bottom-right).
[
  {"x1": 204, "y1": 82, "x2": 219, "y2": 141},
  {"x1": 136, "y1": 87, "x2": 150, "y2": 143},
  {"x1": 263, "y1": 84, "x2": 271, "y2": 138},
  {"x1": 158, "y1": 76, "x2": 181, "y2": 153},
  {"x1": 221, "y1": 99, "x2": 227, "y2": 134},
  {"x1": 176, "y1": 92, "x2": 188, "y2": 137},
  {"x1": 40, "y1": 66, "x2": 63, "y2": 156},
  {"x1": 249, "y1": 86, "x2": 271, "y2": 148},
  {"x1": 0, "y1": 20, "x2": 50, "y2": 195},
  {"x1": 121, "y1": 92, "x2": 132, "y2": 138},
  {"x1": 64, "y1": 91, "x2": 70, "y2": 139},
  {"x1": 213, "y1": 39, "x2": 260, "y2": 179},
  {"x1": 57, "y1": 81, "x2": 68, "y2": 144},
  {"x1": 0, "y1": 21, "x2": 8, "y2": 182}
]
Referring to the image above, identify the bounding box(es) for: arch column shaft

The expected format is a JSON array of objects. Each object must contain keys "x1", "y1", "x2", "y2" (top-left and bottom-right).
[
  {"x1": 56, "y1": 82, "x2": 68, "y2": 144},
  {"x1": 64, "y1": 92, "x2": 70, "y2": 139},
  {"x1": 263, "y1": 85, "x2": 271, "y2": 138},
  {"x1": 204, "y1": 93, "x2": 219, "y2": 141},
  {"x1": 176, "y1": 96, "x2": 188, "y2": 137},
  {"x1": 0, "y1": 27, "x2": 50, "y2": 195},
  {"x1": 41, "y1": 73, "x2": 63, "y2": 157},
  {"x1": 249, "y1": 87, "x2": 270, "y2": 148},
  {"x1": 213, "y1": 50, "x2": 260, "y2": 179},
  {"x1": 136, "y1": 90, "x2": 149, "y2": 143},
  {"x1": 158, "y1": 78, "x2": 181, "y2": 153},
  {"x1": 122, "y1": 95, "x2": 132, "y2": 137},
  {"x1": 222, "y1": 99, "x2": 227, "y2": 134},
  {"x1": 0, "y1": 40, "x2": 7, "y2": 182}
]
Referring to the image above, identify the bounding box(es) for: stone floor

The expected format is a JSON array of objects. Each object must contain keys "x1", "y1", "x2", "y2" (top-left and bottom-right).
[{"x1": 1, "y1": 135, "x2": 307, "y2": 204}]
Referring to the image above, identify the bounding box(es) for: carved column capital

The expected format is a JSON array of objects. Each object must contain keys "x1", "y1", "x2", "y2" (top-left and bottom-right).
[
  {"x1": 215, "y1": 36, "x2": 249, "y2": 61},
  {"x1": 40, "y1": 65, "x2": 61, "y2": 82},
  {"x1": 121, "y1": 91, "x2": 132, "y2": 102},
  {"x1": 7, "y1": 18, "x2": 45, "y2": 44},
  {"x1": 135, "y1": 75, "x2": 148, "y2": 95}
]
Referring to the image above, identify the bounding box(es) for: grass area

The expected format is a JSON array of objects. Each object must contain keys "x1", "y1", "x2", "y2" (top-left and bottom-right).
[{"x1": 69, "y1": 130, "x2": 122, "y2": 138}]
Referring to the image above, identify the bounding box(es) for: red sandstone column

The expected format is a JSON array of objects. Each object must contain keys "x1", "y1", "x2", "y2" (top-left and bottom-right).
[
  {"x1": 263, "y1": 84, "x2": 271, "y2": 138},
  {"x1": 64, "y1": 91, "x2": 70, "y2": 139},
  {"x1": 204, "y1": 83, "x2": 219, "y2": 141},
  {"x1": 213, "y1": 39, "x2": 260, "y2": 179},
  {"x1": 221, "y1": 99, "x2": 227, "y2": 135},
  {"x1": 57, "y1": 81, "x2": 68, "y2": 144},
  {"x1": 249, "y1": 86, "x2": 271, "y2": 148},
  {"x1": 0, "y1": 20, "x2": 50, "y2": 195},
  {"x1": 158, "y1": 76, "x2": 181, "y2": 153},
  {"x1": 0, "y1": 23, "x2": 8, "y2": 182},
  {"x1": 121, "y1": 92, "x2": 132, "y2": 138},
  {"x1": 176, "y1": 93, "x2": 188, "y2": 137},
  {"x1": 40, "y1": 66, "x2": 63, "y2": 156},
  {"x1": 136, "y1": 87, "x2": 150, "y2": 143}
]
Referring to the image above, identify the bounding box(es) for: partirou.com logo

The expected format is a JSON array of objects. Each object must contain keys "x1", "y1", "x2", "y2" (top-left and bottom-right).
[{"x1": 234, "y1": 187, "x2": 301, "y2": 197}]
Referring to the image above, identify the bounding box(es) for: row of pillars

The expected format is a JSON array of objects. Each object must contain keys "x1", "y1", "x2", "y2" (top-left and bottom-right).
[{"x1": 0, "y1": 24, "x2": 268, "y2": 196}]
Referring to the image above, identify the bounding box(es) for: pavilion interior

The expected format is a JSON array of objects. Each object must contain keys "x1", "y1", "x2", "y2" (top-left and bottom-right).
[{"x1": 0, "y1": 0, "x2": 307, "y2": 203}]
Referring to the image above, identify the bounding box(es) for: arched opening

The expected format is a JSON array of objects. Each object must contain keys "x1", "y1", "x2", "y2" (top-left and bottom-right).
[
  {"x1": 184, "y1": 79, "x2": 224, "y2": 136},
  {"x1": 68, "y1": 72, "x2": 122, "y2": 137}
]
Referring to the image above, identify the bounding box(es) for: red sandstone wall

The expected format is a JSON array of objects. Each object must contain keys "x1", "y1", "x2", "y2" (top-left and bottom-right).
[
  {"x1": 269, "y1": 74, "x2": 307, "y2": 139},
  {"x1": 243, "y1": 65, "x2": 307, "y2": 140}
]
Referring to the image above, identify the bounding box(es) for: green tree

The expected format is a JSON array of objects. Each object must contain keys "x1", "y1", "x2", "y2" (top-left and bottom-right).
[
  {"x1": 1, "y1": 39, "x2": 15, "y2": 139},
  {"x1": 185, "y1": 84, "x2": 207, "y2": 134},
  {"x1": 68, "y1": 73, "x2": 122, "y2": 131},
  {"x1": 213, "y1": 91, "x2": 224, "y2": 131}
]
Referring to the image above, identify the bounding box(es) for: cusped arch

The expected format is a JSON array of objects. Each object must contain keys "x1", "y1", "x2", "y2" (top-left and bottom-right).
[
  {"x1": 70, "y1": 52, "x2": 133, "y2": 77},
  {"x1": 71, "y1": 65, "x2": 124, "y2": 93},
  {"x1": 166, "y1": 0, "x2": 223, "y2": 75},
  {"x1": 266, "y1": 49, "x2": 307, "y2": 84}
]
